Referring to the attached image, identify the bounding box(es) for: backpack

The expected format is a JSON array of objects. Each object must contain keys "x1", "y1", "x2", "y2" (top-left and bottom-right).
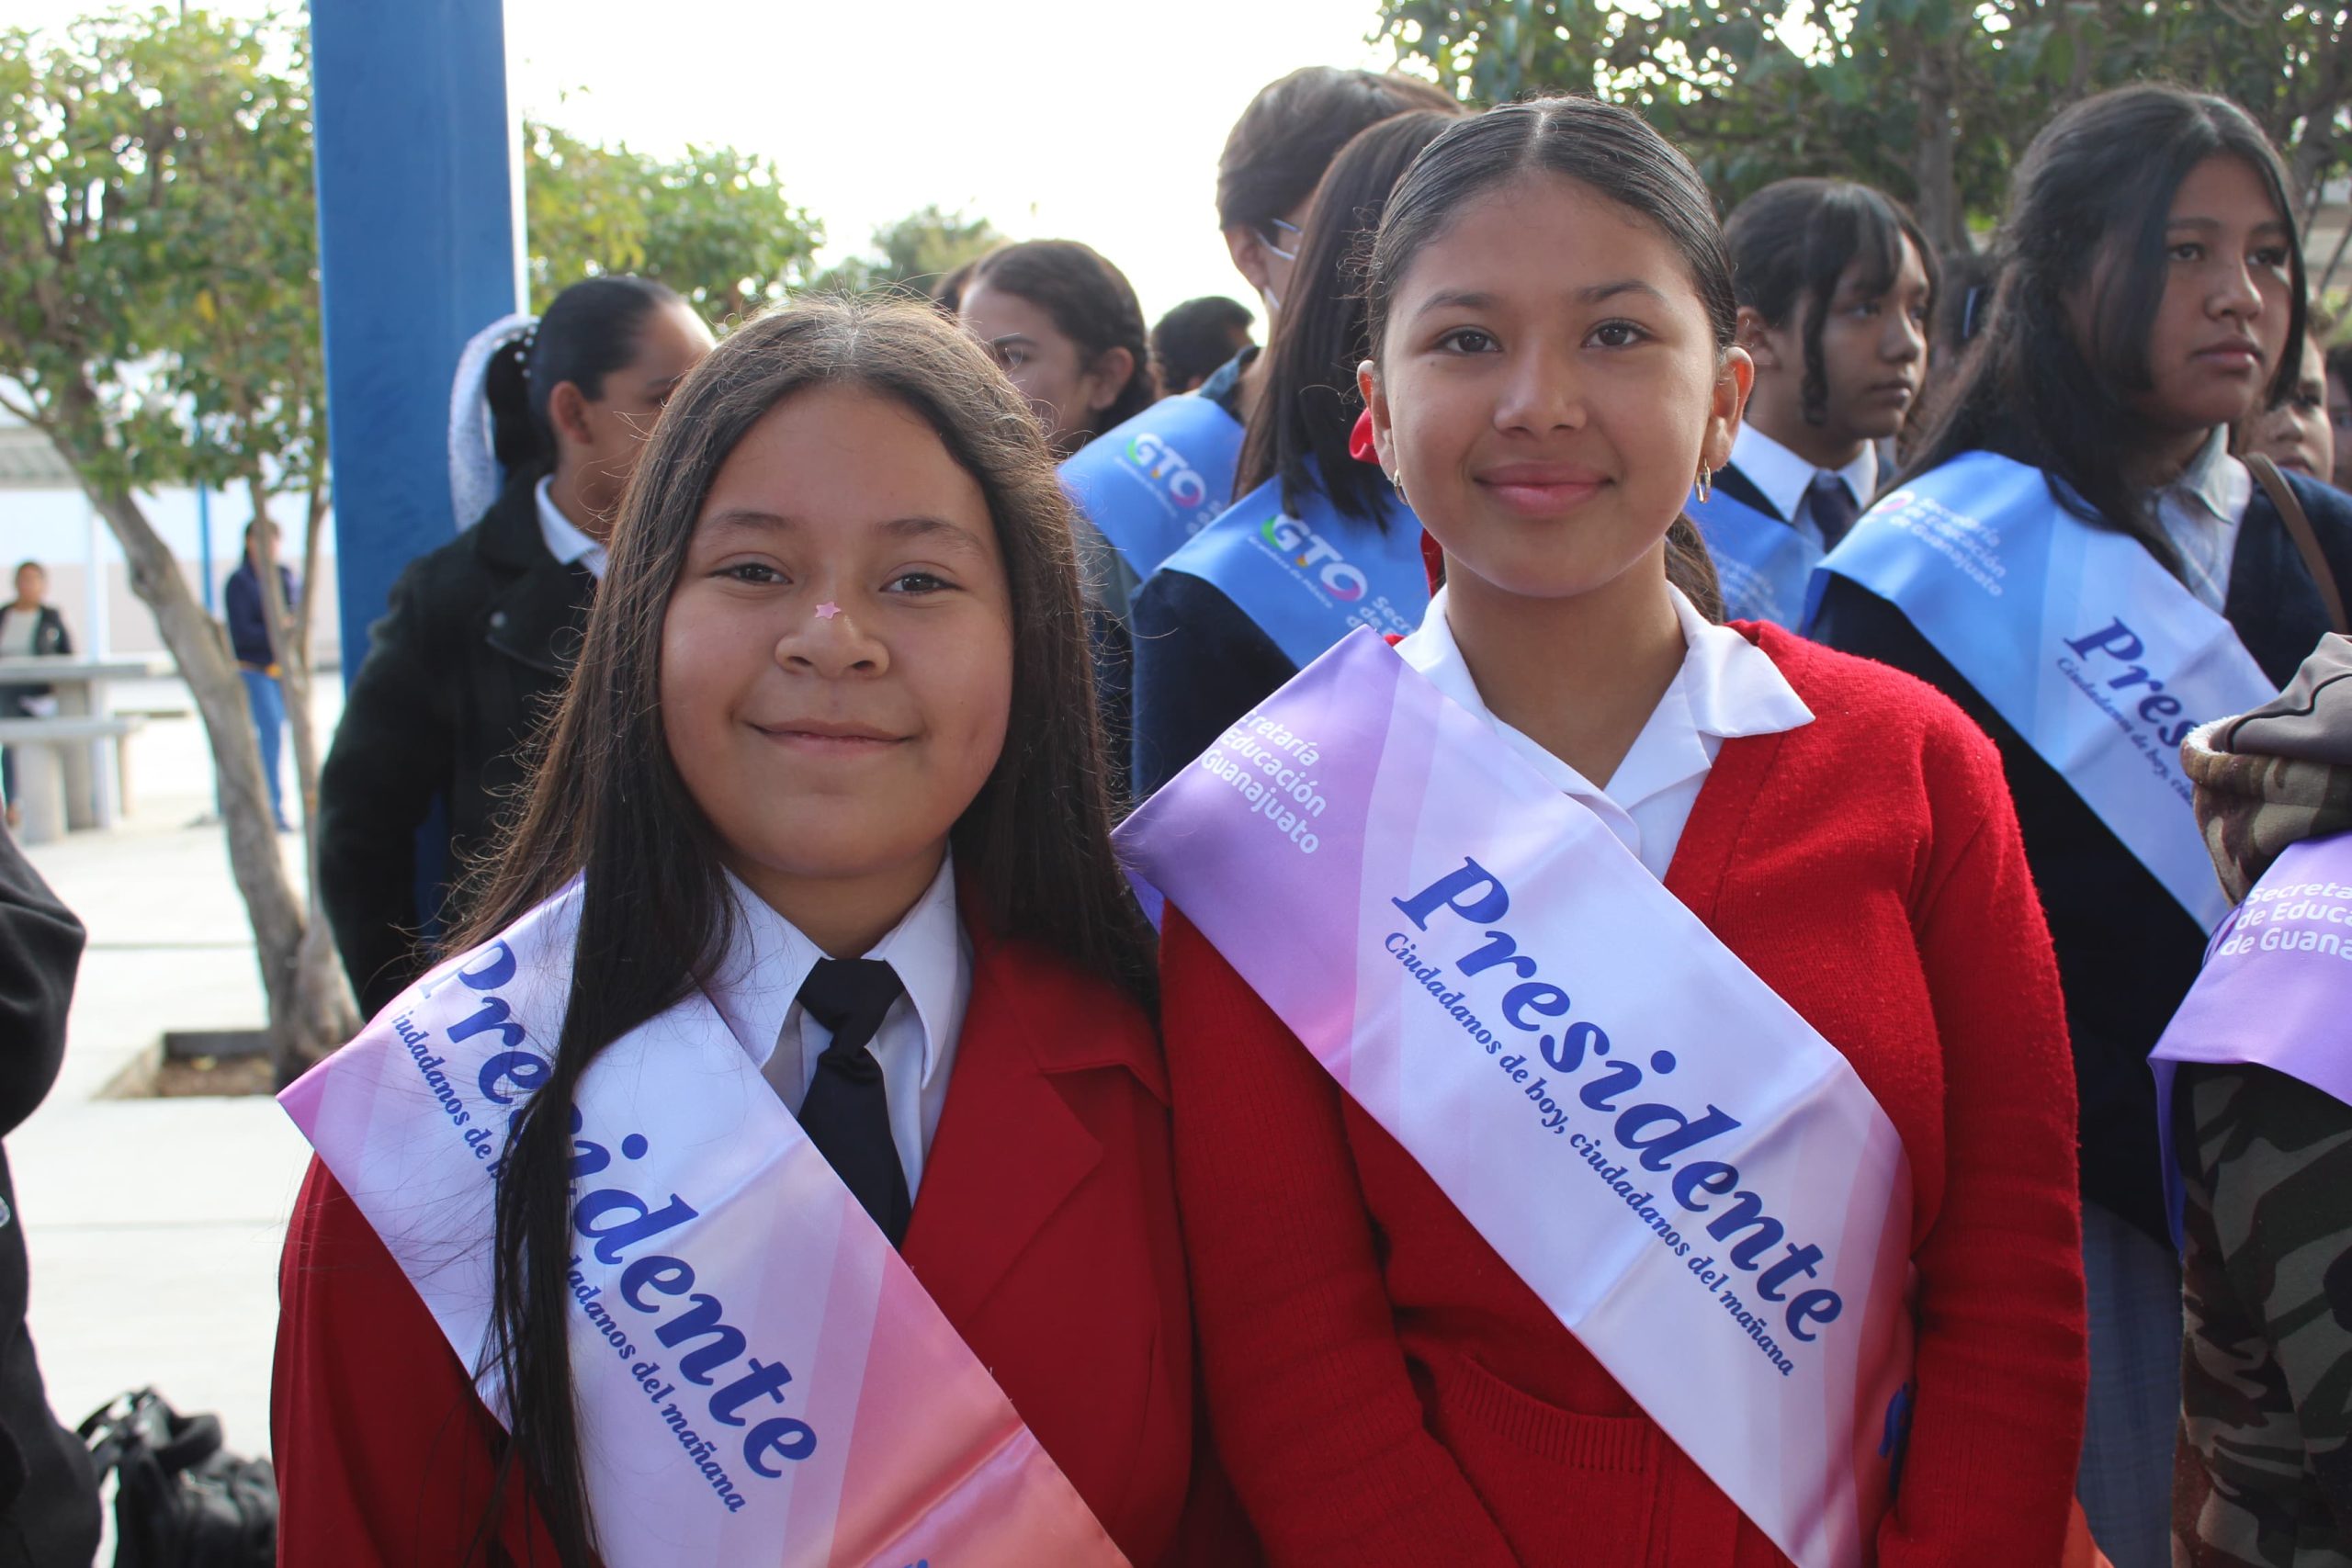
[{"x1": 77, "y1": 1390, "x2": 275, "y2": 1568}]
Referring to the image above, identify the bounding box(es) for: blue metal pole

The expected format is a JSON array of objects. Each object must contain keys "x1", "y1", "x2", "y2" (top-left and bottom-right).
[
  {"x1": 196, "y1": 483, "x2": 214, "y2": 614},
  {"x1": 308, "y1": 0, "x2": 524, "y2": 686}
]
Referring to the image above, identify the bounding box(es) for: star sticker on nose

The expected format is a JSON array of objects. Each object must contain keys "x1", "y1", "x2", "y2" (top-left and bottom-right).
[{"x1": 813, "y1": 601, "x2": 842, "y2": 620}]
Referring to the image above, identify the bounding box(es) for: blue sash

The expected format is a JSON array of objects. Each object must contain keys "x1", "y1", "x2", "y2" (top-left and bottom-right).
[
  {"x1": 1808, "y1": 450, "x2": 2272, "y2": 928},
  {"x1": 1153, "y1": 468, "x2": 1430, "y2": 670},
  {"x1": 1687, "y1": 487, "x2": 1816, "y2": 630},
  {"x1": 1058, "y1": 395, "x2": 1246, "y2": 582}
]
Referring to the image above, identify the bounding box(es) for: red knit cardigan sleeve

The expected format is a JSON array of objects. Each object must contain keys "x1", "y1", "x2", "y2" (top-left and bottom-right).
[
  {"x1": 1161, "y1": 908, "x2": 1518, "y2": 1568},
  {"x1": 1875, "y1": 708, "x2": 2087, "y2": 1564}
]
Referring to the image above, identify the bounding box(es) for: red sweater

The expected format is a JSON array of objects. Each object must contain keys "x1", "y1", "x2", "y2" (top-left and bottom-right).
[{"x1": 1162, "y1": 624, "x2": 2088, "y2": 1568}]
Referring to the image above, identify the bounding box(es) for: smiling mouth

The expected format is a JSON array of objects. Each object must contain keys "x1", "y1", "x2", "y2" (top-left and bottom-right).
[
  {"x1": 750, "y1": 722, "x2": 908, "y2": 753},
  {"x1": 1476, "y1": 471, "x2": 1610, "y2": 514}
]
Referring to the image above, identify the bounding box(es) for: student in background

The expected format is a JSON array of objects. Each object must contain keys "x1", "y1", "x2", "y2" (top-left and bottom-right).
[
  {"x1": 1147, "y1": 96, "x2": 2085, "y2": 1565},
  {"x1": 1685, "y1": 179, "x2": 1935, "y2": 626},
  {"x1": 2235, "y1": 311, "x2": 2335, "y2": 486},
  {"x1": 1210, "y1": 67, "x2": 1461, "y2": 429},
  {"x1": 277, "y1": 299, "x2": 1237, "y2": 1565},
  {"x1": 1127, "y1": 107, "x2": 1462, "y2": 798},
  {"x1": 1056, "y1": 71, "x2": 1460, "y2": 807},
  {"x1": 957, "y1": 240, "x2": 1157, "y2": 458},
  {"x1": 1152, "y1": 297, "x2": 1255, "y2": 396},
  {"x1": 1808, "y1": 85, "x2": 2352, "y2": 1568},
  {"x1": 0, "y1": 563, "x2": 70, "y2": 833},
  {"x1": 319, "y1": 276, "x2": 715, "y2": 1018},
  {"x1": 224, "y1": 524, "x2": 299, "y2": 832}
]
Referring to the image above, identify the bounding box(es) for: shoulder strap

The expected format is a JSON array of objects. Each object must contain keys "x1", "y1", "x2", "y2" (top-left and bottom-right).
[{"x1": 2247, "y1": 452, "x2": 2350, "y2": 637}]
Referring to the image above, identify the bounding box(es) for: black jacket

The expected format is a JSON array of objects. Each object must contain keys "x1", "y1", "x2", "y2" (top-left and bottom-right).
[
  {"x1": 319, "y1": 479, "x2": 594, "y2": 1018},
  {"x1": 1810, "y1": 468, "x2": 2352, "y2": 1247},
  {"x1": 0, "y1": 608, "x2": 71, "y2": 708},
  {"x1": 0, "y1": 829, "x2": 100, "y2": 1566}
]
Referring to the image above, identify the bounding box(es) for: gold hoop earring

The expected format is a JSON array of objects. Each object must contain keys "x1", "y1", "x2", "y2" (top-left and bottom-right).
[
  {"x1": 1694, "y1": 464, "x2": 1713, "y2": 503},
  {"x1": 1388, "y1": 468, "x2": 1410, "y2": 508}
]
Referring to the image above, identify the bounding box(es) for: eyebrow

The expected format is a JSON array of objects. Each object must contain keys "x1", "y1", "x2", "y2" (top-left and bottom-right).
[
  {"x1": 2166, "y1": 215, "x2": 2292, "y2": 237},
  {"x1": 1413, "y1": 279, "x2": 1670, "y2": 314},
  {"x1": 699, "y1": 508, "x2": 989, "y2": 552}
]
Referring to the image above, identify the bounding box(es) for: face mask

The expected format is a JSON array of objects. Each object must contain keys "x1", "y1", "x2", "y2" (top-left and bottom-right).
[{"x1": 1258, "y1": 219, "x2": 1301, "y2": 320}]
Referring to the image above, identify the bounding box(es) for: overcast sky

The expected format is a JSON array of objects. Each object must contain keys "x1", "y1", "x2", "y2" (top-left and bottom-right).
[{"x1": 21, "y1": 0, "x2": 1405, "y2": 327}]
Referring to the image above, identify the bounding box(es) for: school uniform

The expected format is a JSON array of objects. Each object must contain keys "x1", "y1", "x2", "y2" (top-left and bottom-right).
[
  {"x1": 1162, "y1": 593, "x2": 2088, "y2": 1565},
  {"x1": 1808, "y1": 444, "x2": 2352, "y2": 1568},
  {"x1": 319, "y1": 478, "x2": 598, "y2": 1018},
  {"x1": 1717, "y1": 423, "x2": 1879, "y2": 549},
  {"x1": 273, "y1": 859, "x2": 1227, "y2": 1567}
]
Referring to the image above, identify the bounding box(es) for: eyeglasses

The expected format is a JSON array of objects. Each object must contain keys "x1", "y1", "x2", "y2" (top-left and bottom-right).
[{"x1": 1261, "y1": 218, "x2": 1304, "y2": 264}]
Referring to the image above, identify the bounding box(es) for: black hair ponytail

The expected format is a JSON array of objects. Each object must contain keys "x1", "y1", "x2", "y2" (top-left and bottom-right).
[{"x1": 484, "y1": 276, "x2": 686, "y2": 485}]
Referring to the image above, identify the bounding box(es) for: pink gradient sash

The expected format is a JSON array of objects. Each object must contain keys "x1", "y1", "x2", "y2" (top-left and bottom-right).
[
  {"x1": 1117, "y1": 629, "x2": 1917, "y2": 1568},
  {"x1": 279, "y1": 884, "x2": 1125, "y2": 1568}
]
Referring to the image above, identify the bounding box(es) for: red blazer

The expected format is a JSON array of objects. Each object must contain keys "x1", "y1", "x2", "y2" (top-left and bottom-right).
[
  {"x1": 1164, "y1": 626, "x2": 2089, "y2": 1568},
  {"x1": 274, "y1": 907, "x2": 1236, "y2": 1566}
]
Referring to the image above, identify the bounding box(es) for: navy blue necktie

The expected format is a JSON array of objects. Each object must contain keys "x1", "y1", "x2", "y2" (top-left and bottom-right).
[
  {"x1": 795, "y1": 958, "x2": 912, "y2": 1247},
  {"x1": 1809, "y1": 471, "x2": 1862, "y2": 550}
]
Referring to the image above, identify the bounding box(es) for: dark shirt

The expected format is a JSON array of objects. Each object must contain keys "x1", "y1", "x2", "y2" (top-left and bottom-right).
[
  {"x1": 224, "y1": 561, "x2": 298, "y2": 669},
  {"x1": 1808, "y1": 466, "x2": 2352, "y2": 1246}
]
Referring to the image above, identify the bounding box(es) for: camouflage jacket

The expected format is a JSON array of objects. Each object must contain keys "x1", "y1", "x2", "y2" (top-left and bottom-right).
[
  {"x1": 2175, "y1": 635, "x2": 2352, "y2": 1565},
  {"x1": 2173, "y1": 1065, "x2": 2352, "y2": 1566}
]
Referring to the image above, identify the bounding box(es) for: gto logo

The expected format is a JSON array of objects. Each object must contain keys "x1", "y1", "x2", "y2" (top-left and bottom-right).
[
  {"x1": 1124, "y1": 433, "x2": 1209, "y2": 508},
  {"x1": 1259, "y1": 513, "x2": 1368, "y2": 602}
]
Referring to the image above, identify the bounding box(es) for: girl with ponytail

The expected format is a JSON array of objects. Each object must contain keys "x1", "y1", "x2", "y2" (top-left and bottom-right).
[
  {"x1": 1141, "y1": 96, "x2": 2086, "y2": 1566},
  {"x1": 319, "y1": 276, "x2": 713, "y2": 1019}
]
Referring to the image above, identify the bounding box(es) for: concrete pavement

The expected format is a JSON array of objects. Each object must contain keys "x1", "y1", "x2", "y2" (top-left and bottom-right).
[{"x1": 14, "y1": 679, "x2": 337, "y2": 1471}]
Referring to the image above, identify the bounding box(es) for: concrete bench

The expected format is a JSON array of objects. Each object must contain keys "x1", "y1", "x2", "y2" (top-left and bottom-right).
[{"x1": 0, "y1": 714, "x2": 144, "y2": 843}]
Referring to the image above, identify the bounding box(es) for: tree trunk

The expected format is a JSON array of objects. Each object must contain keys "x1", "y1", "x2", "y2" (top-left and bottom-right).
[
  {"x1": 1911, "y1": 35, "x2": 1964, "y2": 254},
  {"x1": 243, "y1": 479, "x2": 358, "y2": 1081},
  {"x1": 55, "y1": 404, "x2": 356, "y2": 1080}
]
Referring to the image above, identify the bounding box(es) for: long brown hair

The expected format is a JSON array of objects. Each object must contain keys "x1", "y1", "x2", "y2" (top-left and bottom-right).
[{"x1": 448, "y1": 295, "x2": 1154, "y2": 1563}]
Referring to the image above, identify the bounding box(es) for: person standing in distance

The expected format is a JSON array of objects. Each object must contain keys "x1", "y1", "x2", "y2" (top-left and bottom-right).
[
  {"x1": 224, "y1": 524, "x2": 299, "y2": 831},
  {"x1": 0, "y1": 565, "x2": 70, "y2": 834},
  {"x1": 319, "y1": 276, "x2": 714, "y2": 1018}
]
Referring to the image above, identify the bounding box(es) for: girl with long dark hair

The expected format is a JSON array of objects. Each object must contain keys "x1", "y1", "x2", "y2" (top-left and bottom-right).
[
  {"x1": 318, "y1": 276, "x2": 714, "y2": 1017},
  {"x1": 1131, "y1": 97, "x2": 2086, "y2": 1565},
  {"x1": 1806, "y1": 85, "x2": 2352, "y2": 1568},
  {"x1": 1689, "y1": 178, "x2": 1936, "y2": 627},
  {"x1": 1125, "y1": 107, "x2": 1465, "y2": 798},
  {"x1": 274, "y1": 299, "x2": 1221, "y2": 1566}
]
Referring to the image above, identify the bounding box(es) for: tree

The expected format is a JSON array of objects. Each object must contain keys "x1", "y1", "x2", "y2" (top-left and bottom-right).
[
  {"x1": 0, "y1": 6, "x2": 353, "y2": 1077},
  {"x1": 526, "y1": 121, "x2": 822, "y2": 322},
  {"x1": 1375, "y1": 0, "x2": 2352, "y2": 265},
  {"x1": 804, "y1": 205, "x2": 1005, "y2": 299}
]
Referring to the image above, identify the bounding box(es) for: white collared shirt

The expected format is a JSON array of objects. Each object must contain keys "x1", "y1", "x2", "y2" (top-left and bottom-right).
[
  {"x1": 1728, "y1": 423, "x2": 1879, "y2": 549},
  {"x1": 1396, "y1": 585, "x2": 1815, "y2": 881},
  {"x1": 2152, "y1": 426, "x2": 2252, "y2": 615},
  {"x1": 535, "y1": 476, "x2": 609, "y2": 580},
  {"x1": 702, "y1": 854, "x2": 973, "y2": 1199}
]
